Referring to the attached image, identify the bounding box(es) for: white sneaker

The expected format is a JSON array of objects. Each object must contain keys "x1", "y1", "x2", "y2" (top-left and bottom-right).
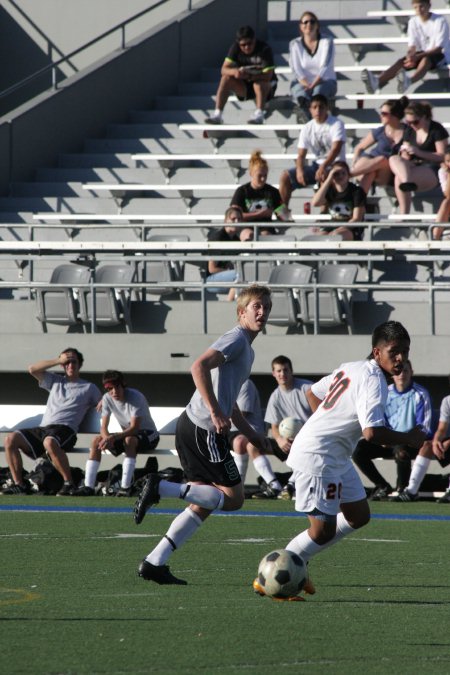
[
  {"x1": 204, "y1": 111, "x2": 223, "y2": 125},
  {"x1": 397, "y1": 69, "x2": 411, "y2": 94},
  {"x1": 248, "y1": 108, "x2": 265, "y2": 125},
  {"x1": 361, "y1": 69, "x2": 379, "y2": 95}
]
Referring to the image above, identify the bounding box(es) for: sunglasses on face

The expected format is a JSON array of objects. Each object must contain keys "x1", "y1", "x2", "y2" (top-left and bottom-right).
[
  {"x1": 64, "y1": 359, "x2": 78, "y2": 366},
  {"x1": 407, "y1": 118, "x2": 420, "y2": 125},
  {"x1": 104, "y1": 382, "x2": 121, "y2": 392},
  {"x1": 239, "y1": 40, "x2": 254, "y2": 47},
  {"x1": 301, "y1": 19, "x2": 317, "y2": 25},
  {"x1": 380, "y1": 111, "x2": 391, "y2": 117}
]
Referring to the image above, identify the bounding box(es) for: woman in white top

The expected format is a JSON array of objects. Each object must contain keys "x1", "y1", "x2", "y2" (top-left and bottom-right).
[{"x1": 289, "y1": 11, "x2": 337, "y2": 123}]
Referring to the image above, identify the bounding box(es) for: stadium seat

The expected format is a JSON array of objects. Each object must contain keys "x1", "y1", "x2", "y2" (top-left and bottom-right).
[
  {"x1": 79, "y1": 263, "x2": 135, "y2": 332},
  {"x1": 267, "y1": 263, "x2": 312, "y2": 329},
  {"x1": 35, "y1": 263, "x2": 90, "y2": 332}
]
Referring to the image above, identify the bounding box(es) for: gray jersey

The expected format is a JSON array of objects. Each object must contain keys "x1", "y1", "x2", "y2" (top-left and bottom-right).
[
  {"x1": 264, "y1": 377, "x2": 313, "y2": 426},
  {"x1": 40, "y1": 372, "x2": 101, "y2": 432},
  {"x1": 231, "y1": 379, "x2": 264, "y2": 434},
  {"x1": 186, "y1": 325, "x2": 255, "y2": 431},
  {"x1": 102, "y1": 387, "x2": 156, "y2": 432},
  {"x1": 439, "y1": 395, "x2": 450, "y2": 424}
]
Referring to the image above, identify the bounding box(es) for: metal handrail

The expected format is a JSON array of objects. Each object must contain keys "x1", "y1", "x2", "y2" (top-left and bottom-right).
[{"x1": 0, "y1": 0, "x2": 194, "y2": 101}]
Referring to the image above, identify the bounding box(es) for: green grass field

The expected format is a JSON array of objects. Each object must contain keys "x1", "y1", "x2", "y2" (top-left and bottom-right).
[{"x1": 1, "y1": 497, "x2": 450, "y2": 674}]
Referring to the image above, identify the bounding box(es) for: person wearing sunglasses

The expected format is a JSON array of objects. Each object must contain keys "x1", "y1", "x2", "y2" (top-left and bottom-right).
[
  {"x1": 73, "y1": 370, "x2": 159, "y2": 497},
  {"x1": 362, "y1": 0, "x2": 450, "y2": 95},
  {"x1": 311, "y1": 161, "x2": 366, "y2": 241},
  {"x1": 205, "y1": 25, "x2": 277, "y2": 125},
  {"x1": 351, "y1": 97, "x2": 408, "y2": 196},
  {"x1": 289, "y1": 11, "x2": 337, "y2": 124},
  {"x1": 2, "y1": 348, "x2": 101, "y2": 496},
  {"x1": 388, "y1": 101, "x2": 448, "y2": 214}
]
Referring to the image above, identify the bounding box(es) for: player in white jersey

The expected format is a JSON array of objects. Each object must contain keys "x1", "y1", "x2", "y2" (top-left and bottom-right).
[{"x1": 253, "y1": 321, "x2": 426, "y2": 599}]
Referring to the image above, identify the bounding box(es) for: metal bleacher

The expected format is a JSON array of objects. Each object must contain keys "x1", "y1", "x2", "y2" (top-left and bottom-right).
[{"x1": 1, "y1": 0, "x2": 450, "y2": 356}]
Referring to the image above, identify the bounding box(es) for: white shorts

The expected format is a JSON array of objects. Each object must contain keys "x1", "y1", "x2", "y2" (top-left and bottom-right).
[{"x1": 294, "y1": 464, "x2": 366, "y2": 516}]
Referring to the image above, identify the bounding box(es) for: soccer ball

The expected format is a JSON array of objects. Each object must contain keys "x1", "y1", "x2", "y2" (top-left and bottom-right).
[
  {"x1": 278, "y1": 416, "x2": 303, "y2": 439},
  {"x1": 256, "y1": 549, "x2": 307, "y2": 598}
]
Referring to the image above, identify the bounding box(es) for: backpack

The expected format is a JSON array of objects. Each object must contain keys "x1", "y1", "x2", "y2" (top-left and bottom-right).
[{"x1": 26, "y1": 458, "x2": 84, "y2": 495}]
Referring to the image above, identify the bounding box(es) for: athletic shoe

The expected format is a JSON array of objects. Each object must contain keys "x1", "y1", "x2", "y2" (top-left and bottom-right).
[
  {"x1": 116, "y1": 487, "x2": 132, "y2": 497},
  {"x1": 436, "y1": 489, "x2": 450, "y2": 503},
  {"x1": 397, "y1": 69, "x2": 411, "y2": 94},
  {"x1": 278, "y1": 484, "x2": 295, "y2": 500},
  {"x1": 390, "y1": 489, "x2": 419, "y2": 502},
  {"x1": 369, "y1": 485, "x2": 393, "y2": 501},
  {"x1": 133, "y1": 473, "x2": 161, "y2": 524},
  {"x1": 56, "y1": 481, "x2": 76, "y2": 496},
  {"x1": 303, "y1": 575, "x2": 316, "y2": 595},
  {"x1": 72, "y1": 485, "x2": 95, "y2": 497},
  {"x1": 361, "y1": 69, "x2": 379, "y2": 94},
  {"x1": 248, "y1": 108, "x2": 265, "y2": 125},
  {"x1": 252, "y1": 578, "x2": 306, "y2": 601},
  {"x1": 138, "y1": 560, "x2": 187, "y2": 585},
  {"x1": 252, "y1": 483, "x2": 280, "y2": 499},
  {"x1": 294, "y1": 104, "x2": 310, "y2": 125},
  {"x1": 1, "y1": 482, "x2": 30, "y2": 495},
  {"x1": 204, "y1": 112, "x2": 223, "y2": 124}
]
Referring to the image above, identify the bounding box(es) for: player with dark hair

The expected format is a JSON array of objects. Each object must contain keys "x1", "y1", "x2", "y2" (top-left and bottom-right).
[
  {"x1": 73, "y1": 370, "x2": 159, "y2": 497},
  {"x1": 2, "y1": 348, "x2": 101, "y2": 496},
  {"x1": 254, "y1": 321, "x2": 426, "y2": 599},
  {"x1": 134, "y1": 285, "x2": 272, "y2": 585}
]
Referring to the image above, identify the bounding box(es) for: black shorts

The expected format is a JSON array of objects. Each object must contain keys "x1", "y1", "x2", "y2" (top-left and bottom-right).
[
  {"x1": 436, "y1": 439, "x2": 450, "y2": 467},
  {"x1": 268, "y1": 438, "x2": 289, "y2": 462},
  {"x1": 109, "y1": 430, "x2": 160, "y2": 457},
  {"x1": 175, "y1": 411, "x2": 241, "y2": 487},
  {"x1": 404, "y1": 52, "x2": 445, "y2": 71},
  {"x1": 18, "y1": 425, "x2": 77, "y2": 459},
  {"x1": 237, "y1": 80, "x2": 277, "y2": 102}
]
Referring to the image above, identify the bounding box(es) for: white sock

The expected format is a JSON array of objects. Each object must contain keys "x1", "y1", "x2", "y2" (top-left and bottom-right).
[
  {"x1": 121, "y1": 457, "x2": 136, "y2": 489},
  {"x1": 232, "y1": 452, "x2": 249, "y2": 482},
  {"x1": 181, "y1": 483, "x2": 225, "y2": 510},
  {"x1": 84, "y1": 459, "x2": 100, "y2": 488},
  {"x1": 146, "y1": 507, "x2": 202, "y2": 566},
  {"x1": 407, "y1": 455, "x2": 431, "y2": 494},
  {"x1": 158, "y1": 480, "x2": 225, "y2": 510},
  {"x1": 253, "y1": 455, "x2": 282, "y2": 491},
  {"x1": 214, "y1": 108, "x2": 222, "y2": 118},
  {"x1": 286, "y1": 513, "x2": 355, "y2": 562}
]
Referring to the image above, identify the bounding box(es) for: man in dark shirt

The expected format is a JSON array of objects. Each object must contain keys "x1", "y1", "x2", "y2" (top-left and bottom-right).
[{"x1": 205, "y1": 25, "x2": 277, "y2": 125}]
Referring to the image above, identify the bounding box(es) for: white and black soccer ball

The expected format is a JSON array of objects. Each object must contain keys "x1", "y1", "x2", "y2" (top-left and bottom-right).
[
  {"x1": 328, "y1": 201, "x2": 351, "y2": 221},
  {"x1": 278, "y1": 416, "x2": 303, "y2": 440},
  {"x1": 257, "y1": 549, "x2": 307, "y2": 598}
]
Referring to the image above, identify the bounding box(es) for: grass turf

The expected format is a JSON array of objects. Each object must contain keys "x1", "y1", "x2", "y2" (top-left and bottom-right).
[{"x1": 1, "y1": 497, "x2": 450, "y2": 674}]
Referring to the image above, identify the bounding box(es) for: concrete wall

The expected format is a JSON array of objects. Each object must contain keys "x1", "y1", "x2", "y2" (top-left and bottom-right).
[{"x1": 0, "y1": 0, "x2": 267, "y2": 193}]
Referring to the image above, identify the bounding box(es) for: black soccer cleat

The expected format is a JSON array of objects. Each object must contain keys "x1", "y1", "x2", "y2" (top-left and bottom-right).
[
  {"x1": 133, "y1": 473, "x2": 161, "y2": 524},
  {"x1": 138, "y1": 560, "x2": 187, "y2": 585}
]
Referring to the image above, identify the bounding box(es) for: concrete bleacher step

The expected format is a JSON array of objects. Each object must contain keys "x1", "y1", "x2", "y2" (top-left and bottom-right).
[
  {"x1": 35, "y1": 167, "x2": 169, "y2": 183},
  {"x1": 58, "y1": 153, "x2": 135, "y2": 168},
  {"x1": 105, "y1": 123, "x2": 182, "y2": 139}
]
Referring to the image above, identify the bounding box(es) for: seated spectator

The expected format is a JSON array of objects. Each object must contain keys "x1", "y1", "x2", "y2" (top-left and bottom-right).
[
  {"x1": 388, "y1": 101, "x2": 448, "y2": 214},
  {"x1": 311, "y1": 161, "x2": 366, "y2": 240},
  {"x1": 206, "y1": 206, "x2": 249, "y2": 301},
  {"x1": 254, "y1": 355, "x2": 313, "y2": 500},
  {"x1": 433, "y1": 149, "x2": 450, "y2": 240},
  {"x1": 205, "y1": 25, "x2": 277, "y2": 125},
  {"x1": 73, "y1": 370, "x2": 159, "y2": 497},
  {"x1": 352, "y1": 359, "x2": 433, "y2": 500},
  {"x1": 2, "y1": 349, "x2": 101, "y2": 496},
  {"x1": 289, "y1": 10, "x2": 337, "y2": 124},
  {"x1": 361, "y1": 0, "x2": 450, "y2": 95},
  {"x1": 351, "y1": 97, "x2": 408, "y2": 195},
  {"x1": 230, "y1": 150, "x2": 291, "y2": 235},
  {"x1": 278, "y1": 94, "x2": 346, "y2": 208}
]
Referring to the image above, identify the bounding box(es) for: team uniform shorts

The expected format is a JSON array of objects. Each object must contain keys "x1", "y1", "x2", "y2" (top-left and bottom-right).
[
  {"x1": 18, "y1": 425, "x2": 77, "y2": 459},
  {"x1": 176, "y1": 411, "x2": 241, "y2": 487},
  {"x1": 109, "y1": 430, "x2": 160, "y2": 457},
  {"x1": 293, "y1": 463, "x2": 366, "y2": 517}
]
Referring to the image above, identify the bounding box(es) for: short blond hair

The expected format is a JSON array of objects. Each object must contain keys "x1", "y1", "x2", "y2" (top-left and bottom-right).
[{"x1": 236, "y1": 284, "x2": 272, "y2": 316}]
